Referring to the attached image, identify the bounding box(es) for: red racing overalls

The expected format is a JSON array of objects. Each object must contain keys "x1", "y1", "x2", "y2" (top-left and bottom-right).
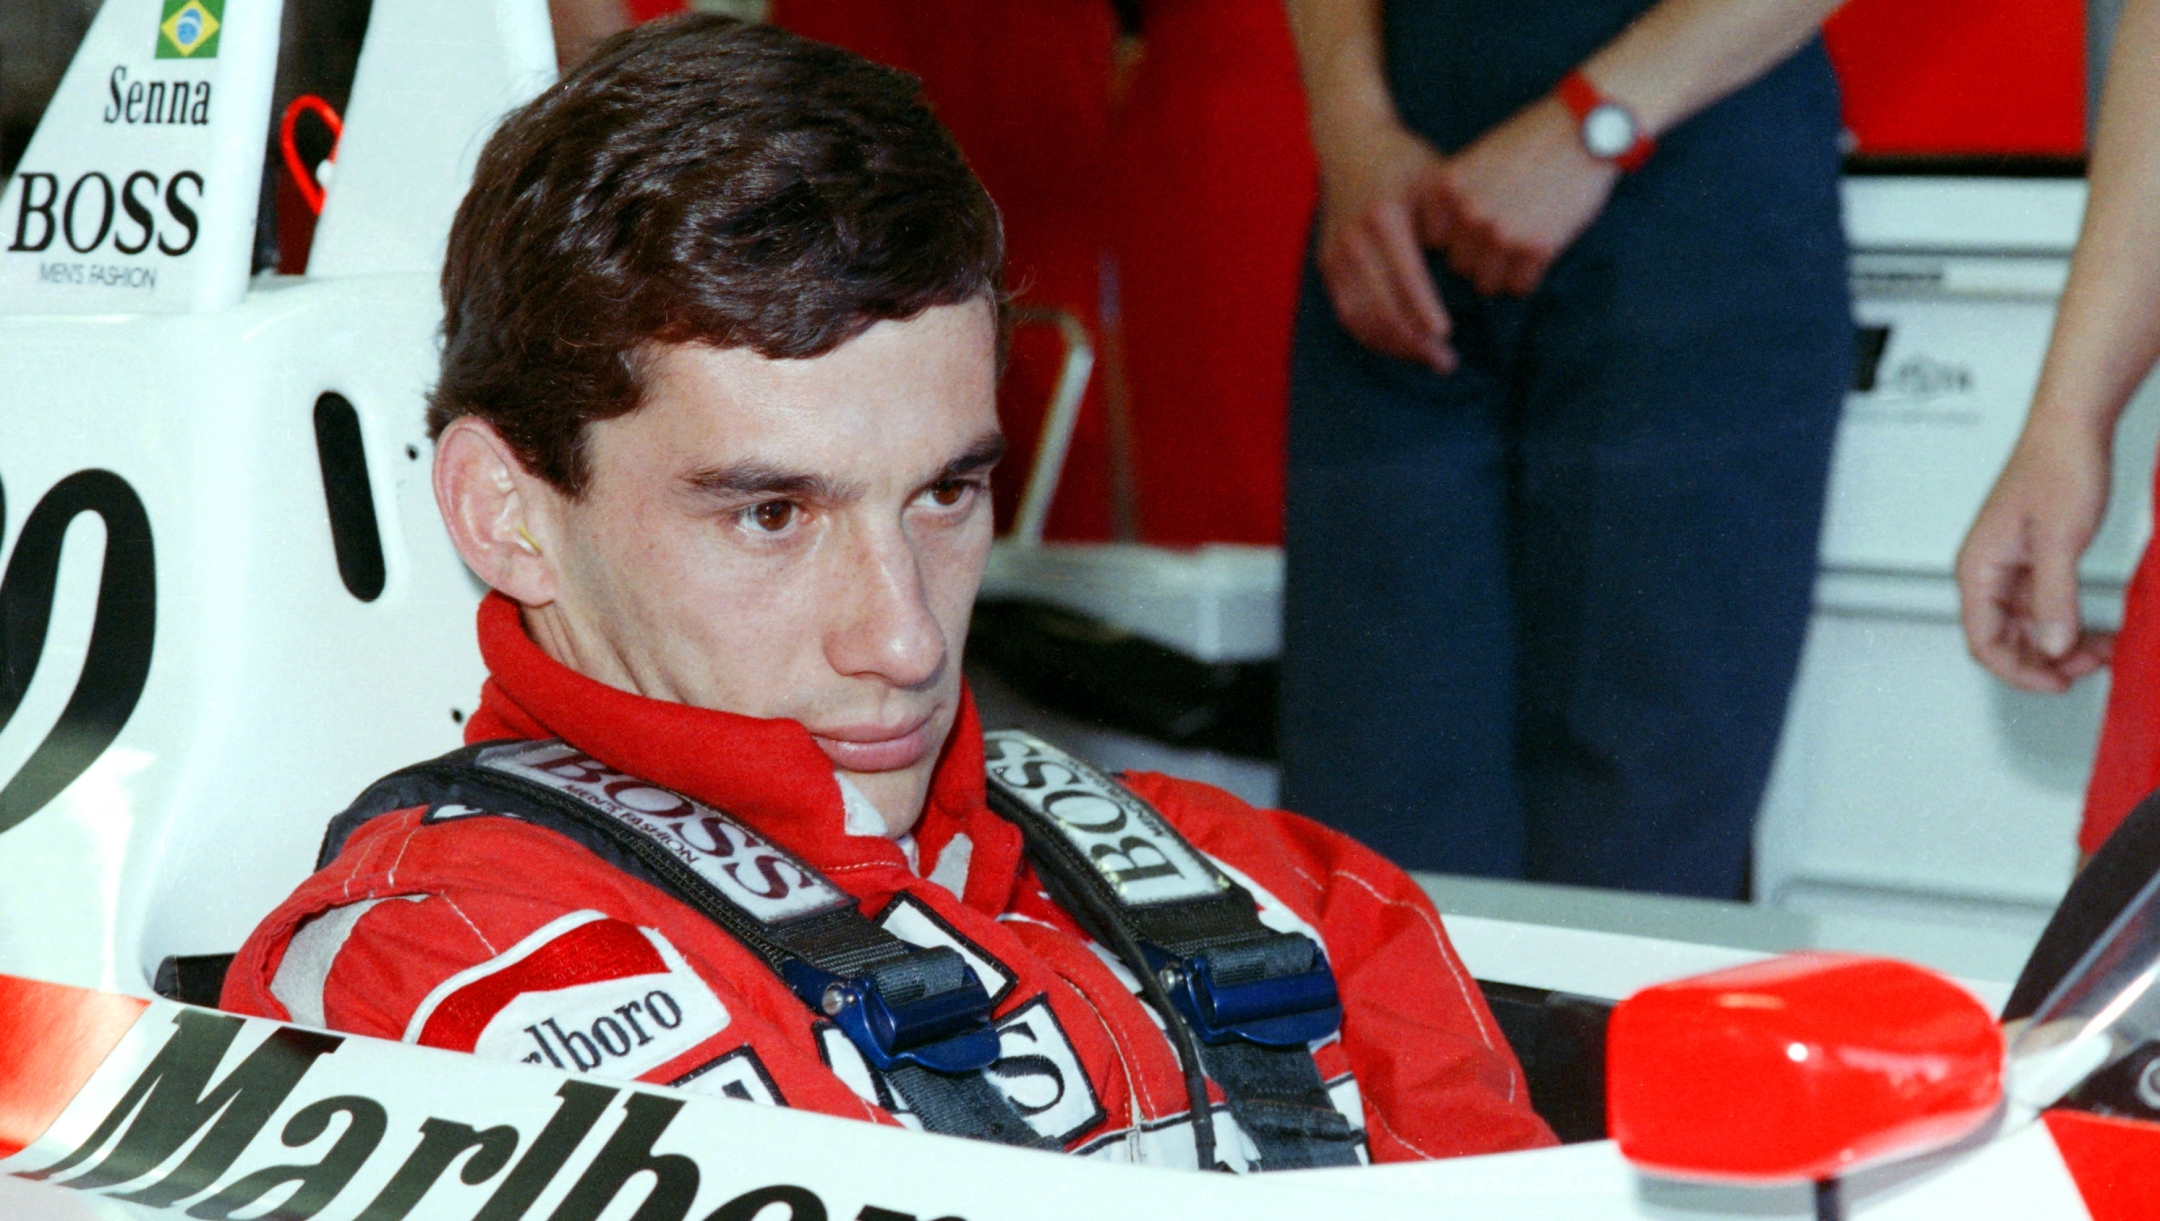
[{"x1": 222, "y1": 593, "x2": 1554, "y2": 1167}]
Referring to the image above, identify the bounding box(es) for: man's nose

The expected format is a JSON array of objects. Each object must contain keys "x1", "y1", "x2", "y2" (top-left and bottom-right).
[{"x1": 825, "y1": 523, "x2": 946, "y2": 689}]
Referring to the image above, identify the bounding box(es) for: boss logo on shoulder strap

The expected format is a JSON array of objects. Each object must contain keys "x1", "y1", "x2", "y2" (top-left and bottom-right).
[
  {"x1": 982, "y1": 731, "x2": 1229, "y2": 906},
  {"x1": 982, "y1": 729, "x2": 1359, "y2": 1171},
  {"x1": 476, "y1": 740, "x2": 850, "y2": 924},
  {"x1": 331, "y1": 738, "x2": 1051, "y2": 1150}
]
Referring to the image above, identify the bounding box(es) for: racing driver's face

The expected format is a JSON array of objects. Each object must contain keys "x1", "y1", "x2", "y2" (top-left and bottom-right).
[{"x1": 438, "y1": 301, "x2": 1002, "y2": 835}]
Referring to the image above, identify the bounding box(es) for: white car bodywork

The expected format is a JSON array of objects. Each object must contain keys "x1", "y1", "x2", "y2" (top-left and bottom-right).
[
  {"x1": 0, "y1": 923, "x2": 2089, "y2": 1221},
  {"x1": 0, "y1": 0, "x2": 539, "y2": 991}
]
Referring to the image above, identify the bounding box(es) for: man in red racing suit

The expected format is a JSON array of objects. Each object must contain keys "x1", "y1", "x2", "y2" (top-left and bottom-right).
[
  {"x1": 221, "y1": 16, "x2": 1555, "y2": 1170},
  {"x1": 224, "y1": 595, "x2": 1552, "y2": 1165}
]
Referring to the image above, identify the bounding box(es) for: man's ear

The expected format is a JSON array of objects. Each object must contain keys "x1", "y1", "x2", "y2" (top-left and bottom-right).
[{"x1": 432, "y1": 417, "x2": 562, "y2": 607}]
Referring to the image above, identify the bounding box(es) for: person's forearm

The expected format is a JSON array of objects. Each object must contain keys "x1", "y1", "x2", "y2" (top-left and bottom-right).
[
  {"x1": 2029, "y1": 0, "x2": 2160, "y2": 444},
  {"x1": 1581, "y1": 0, "x2": 1845, "y2": 137},
  {"x1": 1283, "y1": 0, "x2": 1399, "y2": 162}
]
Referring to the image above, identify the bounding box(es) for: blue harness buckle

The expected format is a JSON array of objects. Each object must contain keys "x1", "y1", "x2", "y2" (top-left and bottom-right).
[
  {"x1": 1143, "y1": 936, "x2": 1343, "y2": 1047},
  {"x1": 782, "y1": 950, "x2": 1002, "y2": 1074}
]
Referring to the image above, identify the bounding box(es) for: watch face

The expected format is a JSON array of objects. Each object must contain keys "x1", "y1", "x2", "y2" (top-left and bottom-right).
[{"x1": 1583, "y1": 104, "x2": 1637, "y2": 159}]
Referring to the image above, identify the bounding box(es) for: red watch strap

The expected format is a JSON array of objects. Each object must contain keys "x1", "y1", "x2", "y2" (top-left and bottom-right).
[
  {"x1": 1556, "y1": 69, "x2": 1601, "y2": 123},
  {"x1": 1557, "y1": 68, "x2": 1655, "y2": 173}
]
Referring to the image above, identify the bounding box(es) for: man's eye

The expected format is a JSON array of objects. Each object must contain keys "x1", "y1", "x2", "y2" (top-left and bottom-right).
[
  {"x1": 928, "y1": 479, "x2": 973, "y2": 508},
  {"x1": 744, "y1": 501, "x2": 796, "y2": 533}
]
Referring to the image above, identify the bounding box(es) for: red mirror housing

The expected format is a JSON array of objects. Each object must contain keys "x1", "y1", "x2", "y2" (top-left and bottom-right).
[{"x1": 1607, "y1": 953, "x2": 2003, "y2": 1182}]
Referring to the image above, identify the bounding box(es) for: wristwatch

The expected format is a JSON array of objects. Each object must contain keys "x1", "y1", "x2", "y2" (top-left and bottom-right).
[{"x1": 1557, "y1": 69, "x2": 1655, "y2": 172}]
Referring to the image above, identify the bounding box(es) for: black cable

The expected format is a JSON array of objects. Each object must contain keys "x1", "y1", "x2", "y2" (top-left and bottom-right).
[
  {"x1": 1000, "y1": 810, "x2": 1223, "y2": 1170},
  {"x1": 1092, "y1": 894, "x2": 1223, "y2": 1171},
  {"x1": 1814, "y1": 1178, "x2": 1845, "y2": 1221}
]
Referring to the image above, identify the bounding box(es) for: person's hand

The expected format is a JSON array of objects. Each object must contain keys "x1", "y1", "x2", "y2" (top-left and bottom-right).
[
  {"x1": 1420, "y1": 95, "x2": 1620, "y2": 298},
  {"x1": 1312, "y1": 122, "x2": 1458, "y2": 373},
  {"x1": 1957, "y1": 416, "x2": 2117, "y2": 692}
]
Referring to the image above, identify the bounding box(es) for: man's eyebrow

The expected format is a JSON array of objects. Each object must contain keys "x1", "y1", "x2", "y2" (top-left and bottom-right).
[
  {"x1": 680, "y1": 462, "x2": 861, "y2": 502},
  {"x1": 679, "y1": 432, "x2": 1005, "y2": 503},
  {"x1": 931, "y1": 432, "x2": 1007, "y2": 484}
]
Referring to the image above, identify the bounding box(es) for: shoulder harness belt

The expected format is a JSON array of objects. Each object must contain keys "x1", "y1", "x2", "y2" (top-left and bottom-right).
[
  {"x1": 982, "y1": 730, "x2": 1361, "y2": 1170},
  {"x1": 324, "y1": 734, "x2": 1357, "y2": 1168},
  {"x1": 322, "y1": 739, "x2": 1054, "y2": 1150}
]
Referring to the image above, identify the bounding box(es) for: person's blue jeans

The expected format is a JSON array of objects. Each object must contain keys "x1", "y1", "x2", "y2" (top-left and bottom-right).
[{"x1": 1279, "y1": 38, "x2": 1850, "y2": 899}]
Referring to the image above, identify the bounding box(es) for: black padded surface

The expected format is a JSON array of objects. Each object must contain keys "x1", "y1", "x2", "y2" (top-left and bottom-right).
[
  {"x1": 967, "y1": 600, "x2": 1276, "y2": 759},
  {"x1": 152, "y1": 953, "x2": 234, "y2": 1007},
  {"x1": 1477, "y1": 979, "x2": 1613, "y2": 1144}
]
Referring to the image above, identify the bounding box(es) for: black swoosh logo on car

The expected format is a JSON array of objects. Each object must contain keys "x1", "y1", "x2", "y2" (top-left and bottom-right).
[{"x1": 0, "y1": 469, "x2": 156, "y2": 835}]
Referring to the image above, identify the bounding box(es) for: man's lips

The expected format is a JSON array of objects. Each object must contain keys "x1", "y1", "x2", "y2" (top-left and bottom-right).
[{"x1": 807, "y1": 716, "x2": 935, "y2": 773}]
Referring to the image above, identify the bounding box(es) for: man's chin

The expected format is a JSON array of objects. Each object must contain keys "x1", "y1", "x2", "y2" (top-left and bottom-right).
[
  {"x1": 807, "y1": 706, "x2": 955, "y2": 836},
  {"x1": 832, "y1": 760, "x2": 940, "y2": 838}
]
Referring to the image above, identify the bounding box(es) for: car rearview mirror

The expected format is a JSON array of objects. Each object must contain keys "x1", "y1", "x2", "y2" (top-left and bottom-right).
[{"x1": 1607, "y1": 954, "x2": 2002, "y2": 1216}]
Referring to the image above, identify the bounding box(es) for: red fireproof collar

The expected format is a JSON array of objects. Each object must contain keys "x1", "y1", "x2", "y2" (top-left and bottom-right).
[{"x1": 460, "y1": 592, "x2": 1024, "y2": 915}]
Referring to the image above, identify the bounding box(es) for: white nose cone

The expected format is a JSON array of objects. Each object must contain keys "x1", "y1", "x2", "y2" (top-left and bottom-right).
[{"x1": 0, "y1": 0, "x2": 281, "y2": 315}]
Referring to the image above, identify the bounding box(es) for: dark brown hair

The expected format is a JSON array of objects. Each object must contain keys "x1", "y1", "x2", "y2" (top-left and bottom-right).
[{"x1": 427, "y1": 16, "x2": 1004, "y2": 494}]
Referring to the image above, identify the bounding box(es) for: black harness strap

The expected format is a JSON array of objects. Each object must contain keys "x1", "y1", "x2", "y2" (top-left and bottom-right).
[
  {"x1": 1195, "y1": 1042, "x2": 1358, "y2": 1170},
  {"x1": 324, "y1": 739, "x2": 1050, "y2": 1150},
  {"x1": 981, "y1": 730, "x2": 1361, "y2": 1171}
]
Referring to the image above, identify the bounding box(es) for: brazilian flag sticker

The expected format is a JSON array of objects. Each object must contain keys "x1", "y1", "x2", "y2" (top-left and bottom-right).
[{"x1": 157, "y1": 0, "x2": 223, "y2": 59}]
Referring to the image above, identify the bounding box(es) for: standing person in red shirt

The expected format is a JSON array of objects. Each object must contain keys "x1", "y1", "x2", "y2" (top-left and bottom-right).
[
  {"x1": 221, "y1": 17, "x2": 1552, "y2": 1170},
  {"x1": 1959, "y1": 0, "x2": 2160, "y2": 859}
]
